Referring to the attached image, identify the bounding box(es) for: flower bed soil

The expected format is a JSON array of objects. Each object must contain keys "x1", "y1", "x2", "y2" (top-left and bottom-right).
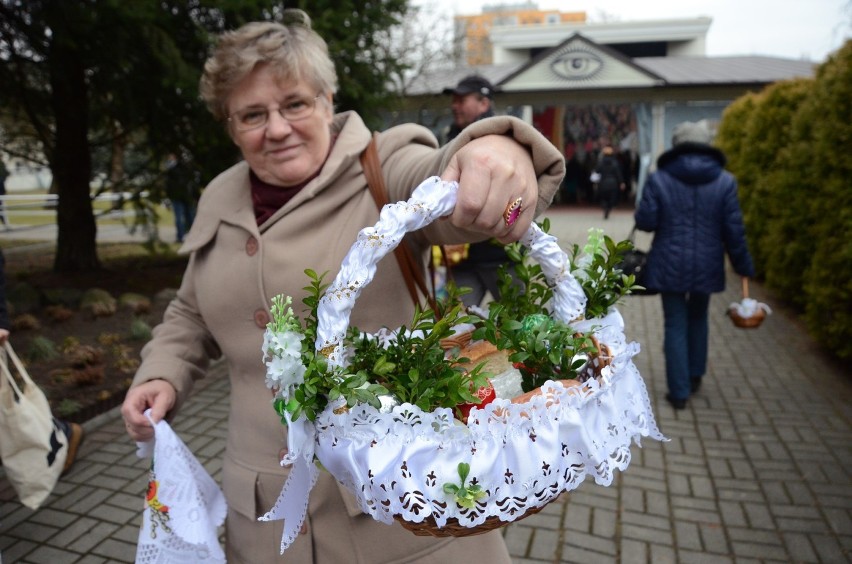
[{"x1": 5, "y1": 250, "x2": 188, "y2": 423}]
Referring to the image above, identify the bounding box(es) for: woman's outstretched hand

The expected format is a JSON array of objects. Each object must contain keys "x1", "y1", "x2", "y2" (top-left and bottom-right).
[{"x1": 441, "y1": 134, "x2": 538, "y2": 244}]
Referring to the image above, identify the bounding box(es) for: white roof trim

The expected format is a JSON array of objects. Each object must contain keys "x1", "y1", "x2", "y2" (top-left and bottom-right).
[{"x1": 490, "y1": 17, "x2": 712, "y2": 50}]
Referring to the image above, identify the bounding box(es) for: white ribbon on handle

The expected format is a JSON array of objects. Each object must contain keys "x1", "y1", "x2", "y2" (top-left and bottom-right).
[{"x1": 315, "y1": 176, "x2": 587, "y2": 366}]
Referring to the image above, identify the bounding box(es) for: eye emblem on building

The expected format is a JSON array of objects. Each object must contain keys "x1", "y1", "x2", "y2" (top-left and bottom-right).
[{"x1": 550, "y1": 50, "x2": 603, "y2": 81}]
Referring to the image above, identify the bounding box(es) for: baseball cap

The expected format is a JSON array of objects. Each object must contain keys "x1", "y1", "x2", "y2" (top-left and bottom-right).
[{"x1": 442, "y1": 75, "x2": 495, "y2": 99}]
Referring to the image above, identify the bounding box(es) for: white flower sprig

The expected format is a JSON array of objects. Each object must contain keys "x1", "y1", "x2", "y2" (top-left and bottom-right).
[{"x1": 262, "y1": 295, "x2": 307, "y2": 395}]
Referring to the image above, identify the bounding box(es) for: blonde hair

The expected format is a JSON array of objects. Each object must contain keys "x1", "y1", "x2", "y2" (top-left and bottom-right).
[{"x1": 199, "y1": 9, "x2": 338, "y2": 121}]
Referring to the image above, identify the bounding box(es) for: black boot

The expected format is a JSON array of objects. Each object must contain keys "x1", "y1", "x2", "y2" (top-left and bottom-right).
[
  {"x1": 665, "y1": 393, "x2": 686, "y2": 410},
  {"x1": 690, "y1": 377, "x2": 702, "y2": 394}
]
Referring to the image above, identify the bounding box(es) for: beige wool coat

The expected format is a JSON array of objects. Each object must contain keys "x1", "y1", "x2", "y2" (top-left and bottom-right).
[{"x1": 131, "y1": 111, "x2": 565, "y2": 563}]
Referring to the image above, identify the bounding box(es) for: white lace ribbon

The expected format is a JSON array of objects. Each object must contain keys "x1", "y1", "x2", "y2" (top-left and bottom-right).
[
  {"x1": 315, "y1": 176, "x2": 461, "y2": 368},
  {"x1": 257, "y1": 411, "x2": 318, "y2": 553}
]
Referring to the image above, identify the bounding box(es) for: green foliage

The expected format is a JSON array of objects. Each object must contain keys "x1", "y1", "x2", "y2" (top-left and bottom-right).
[
  {"x1": 717, "y1": 39, "x2": 852, "y2": 359},
  {"x1": 346, "y1": 303, "x2": 487, "y2": 414},
  {"x1": 568, "y1": 230, "x2": 641, "y2": 319},
  {"x1": 797, "y1": 41, "x2": 852, "y2": 359},
  {"x1": 717, "y1": 79, "x2": 812, "y2": 284},
  {"x1": 442, "y1": 462, "x2": 486, "y2": 509},
  {"x1": 27, "y1": 336, "x2": 59, "y2": 362},
  {"x1": 473, "y1": 222, "x2": 638, "y2": 391},
  {"x1": 301, "y1": 0, "x2": 411, "y2": 129},
  {"x1": 0, "y1": 0, "x2": 410, "y2": 270},
  {"x1": 271, "y1": 269, "x2": 485, "y2": 423},
  {"x1": 55, "y1": 398, "x2": 83, "y2": 418},
  {"x1": 716, "y1": 93, "x2": 760, "y2": 182},
  {"x1": 129, "y1": 317, "x2": 153, "y2": 341},
  {"x1": 475, "y1": 306, "x2": 596, "y2": 392}
]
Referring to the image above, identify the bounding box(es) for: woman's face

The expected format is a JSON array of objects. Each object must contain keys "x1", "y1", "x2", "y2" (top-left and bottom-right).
[{"x1": 227, "y1": 65, "x2": 334, "y2": 187}]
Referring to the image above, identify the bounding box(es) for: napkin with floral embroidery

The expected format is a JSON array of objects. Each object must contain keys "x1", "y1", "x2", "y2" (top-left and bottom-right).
[{"x1": 135, "y1": 410, "x2": 226, "y2": 563}]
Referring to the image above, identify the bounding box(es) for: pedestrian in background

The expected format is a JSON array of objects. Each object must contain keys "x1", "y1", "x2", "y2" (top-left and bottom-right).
[
  {"x1": 634, "y1": 120, "x2": 755, "y2": 410},
  {"x1": 164, "y1": 152, "x2": 200, "y2": 243},
  {"x1": 0, "y1": 160, "x2": 9, "y2": 227},
  {"x1": 593, "y1": 145, "x2": 625, "y2": 219}
]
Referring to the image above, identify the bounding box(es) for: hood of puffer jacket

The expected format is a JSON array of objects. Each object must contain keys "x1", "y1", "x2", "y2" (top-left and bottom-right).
[{"x1": 656, "y1": 142, "x2": 727, "y2": 186}]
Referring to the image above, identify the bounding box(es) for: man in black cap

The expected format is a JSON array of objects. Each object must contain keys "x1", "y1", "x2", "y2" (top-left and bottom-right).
[
  {"x1": 439, "y1": 75, "x2": 516, "y2": 308},
  {"x1": 442, "y1": 75, "x2": 495, "y2": 143}
]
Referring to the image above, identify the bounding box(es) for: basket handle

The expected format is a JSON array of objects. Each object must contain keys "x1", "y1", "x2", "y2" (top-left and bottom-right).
[
  {"x1": 315, "y1": 177, "x2": 587, "y2": 368},
  {"x1": 742, "y1": 277, "x2": 750, "y2": 299}
]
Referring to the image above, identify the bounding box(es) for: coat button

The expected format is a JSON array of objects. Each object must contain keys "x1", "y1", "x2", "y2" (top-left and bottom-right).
[
  {"x1": 245, "y1": 236, "x2": 258, "y2": 256},
  {"x1": 254, "y1": 309, "x2": 269, "y2": 328}
]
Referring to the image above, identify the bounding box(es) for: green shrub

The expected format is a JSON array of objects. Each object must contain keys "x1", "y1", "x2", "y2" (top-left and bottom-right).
[
  {"x1": 718, "y1": 79, "x2": 812, "y2": 286},
  {"x1": 27, "y1": 336, "x2": 59, "y2": 362},
  {"x1": 798, "y1": 41, "x2": 852, "y2": 358},
  {"x1": 129, "y1": 317, "x2": 153, "y2": 341},
  {"x1": 55, "y1": 398, "x2": 83, "y2": 418},
  {"x1": 750, "y1": 79, "x2": 813, "y2": 306},
  {"x1": 80, "y1": 288, "x2": 117, "y2": 318},
  {"x1": 718, "y1": 40, "x2": 852, "y2": 360}
]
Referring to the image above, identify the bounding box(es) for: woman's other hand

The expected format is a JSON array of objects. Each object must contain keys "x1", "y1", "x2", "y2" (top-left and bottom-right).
[
  {"x1": 441, "y1": 134, "x2": 538, "y2": 244},
  {"x1": 120, "y1": 379, "x2": 177, "y2": 442}
]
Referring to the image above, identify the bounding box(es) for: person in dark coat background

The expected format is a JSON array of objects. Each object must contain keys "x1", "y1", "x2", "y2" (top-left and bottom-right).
[
  {"x1": 634, "y1": 120, "x2": 755, "y2": 410},
  {"x1": 593, "y1": 145, "x2": 625, "y2": 218}
]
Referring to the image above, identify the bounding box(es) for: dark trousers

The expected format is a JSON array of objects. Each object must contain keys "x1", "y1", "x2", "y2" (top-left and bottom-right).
[
  {"x1": 172, "y1": 200, "x2": 196, "y2": 243},
  {"x1": 661, "y1": 291, "x2": 710, "y2": 400}
]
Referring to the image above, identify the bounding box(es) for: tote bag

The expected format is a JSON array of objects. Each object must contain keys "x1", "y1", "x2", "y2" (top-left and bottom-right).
[{"x1": 0, "y1": 341, "x2": 68, "y2": 509}]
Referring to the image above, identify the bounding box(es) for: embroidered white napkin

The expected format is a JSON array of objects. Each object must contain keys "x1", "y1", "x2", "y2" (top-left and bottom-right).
[{"x1": 135, "y1": 410, "x2": 227, "y2": 563}]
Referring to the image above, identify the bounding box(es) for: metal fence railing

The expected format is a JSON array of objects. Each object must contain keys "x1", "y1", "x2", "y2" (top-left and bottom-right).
[{"x1": 0, "y1": 192, "x2": 150, "y2": 226}]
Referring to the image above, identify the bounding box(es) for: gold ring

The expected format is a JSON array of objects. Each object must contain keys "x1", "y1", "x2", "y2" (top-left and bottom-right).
[{"x1": 504, "y1": 196, "x2": 523, "y2": 227}]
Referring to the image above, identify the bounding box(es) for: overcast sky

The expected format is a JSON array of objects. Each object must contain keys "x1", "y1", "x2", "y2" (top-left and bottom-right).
[{"x1": 420, "y1": 0, "x2": 851, "y2": 62}]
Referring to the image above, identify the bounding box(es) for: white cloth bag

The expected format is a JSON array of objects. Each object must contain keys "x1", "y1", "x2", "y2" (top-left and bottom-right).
[
  {"x1": 0, "y1": 341, "x2": 68, "y2": 510},
  {"x1": 135, "y1": 410, "x2": 227, "y2": 563}
]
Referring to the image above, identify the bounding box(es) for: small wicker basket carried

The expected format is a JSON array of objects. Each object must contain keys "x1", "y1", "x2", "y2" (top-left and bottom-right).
[
  {"x1": 261, "y1": 177, "x2": 665, "y2": 552},
  {"x1": 728, "y1": 278, "x2": 768, "y2": 329}
]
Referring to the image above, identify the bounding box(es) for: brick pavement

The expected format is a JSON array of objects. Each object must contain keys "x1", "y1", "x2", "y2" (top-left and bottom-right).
[{"x1": 1, "y1": 207, "x2": 850, "y2": 563}]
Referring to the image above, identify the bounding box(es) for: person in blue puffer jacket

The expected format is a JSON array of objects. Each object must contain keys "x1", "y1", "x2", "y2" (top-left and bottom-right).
[{"x1": 635, "y1": 120, "x2": 755, "y2": 410}]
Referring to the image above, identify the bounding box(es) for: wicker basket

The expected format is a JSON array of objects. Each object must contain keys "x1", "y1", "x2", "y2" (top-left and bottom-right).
[
  {"x1": 262, "y1": 177, "x2": 665, "y2": 551},
  {"x1": 395, "y1": 503, "x2": 547, "y2": 537},
  {"x1": 439, "y1": 329, "x2": 474, "y2": 351},
  {"x1": 728, "y1": 278, "x2": 766, "y2": 329}
]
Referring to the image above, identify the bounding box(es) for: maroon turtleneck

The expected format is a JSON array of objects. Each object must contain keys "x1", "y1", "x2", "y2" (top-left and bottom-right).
[{"x1": 250, "y1": 169, "x2": 317, "y2": 225}]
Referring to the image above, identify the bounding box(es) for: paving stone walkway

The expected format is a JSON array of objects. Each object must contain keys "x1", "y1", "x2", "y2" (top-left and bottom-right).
[{"x1": 1, "y1": 207, "x2": 850, "y2": 563}]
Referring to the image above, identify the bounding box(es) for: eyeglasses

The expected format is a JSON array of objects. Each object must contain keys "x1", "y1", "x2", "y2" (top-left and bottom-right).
[{"x1": 228, "y1": 94, "x2": 322, "y2": 132}]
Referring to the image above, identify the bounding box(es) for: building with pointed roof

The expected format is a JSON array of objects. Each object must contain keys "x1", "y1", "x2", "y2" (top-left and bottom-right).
[{"x1": 390, "y1": 12, "x2": 815, "y2": 204}]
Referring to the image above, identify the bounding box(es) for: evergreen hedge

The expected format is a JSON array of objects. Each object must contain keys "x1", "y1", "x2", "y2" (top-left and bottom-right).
[{"x1": 717, "y1": 40, "x2": 852, "y2": 359}]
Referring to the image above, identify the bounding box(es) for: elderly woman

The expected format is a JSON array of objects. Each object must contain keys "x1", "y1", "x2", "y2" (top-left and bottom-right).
[
  {"x1": 635, "y1": 120, "x2": 754, "y2": 410},
  {"x1": 121, "y1": 9, "x2": 564, "y2": 563}
]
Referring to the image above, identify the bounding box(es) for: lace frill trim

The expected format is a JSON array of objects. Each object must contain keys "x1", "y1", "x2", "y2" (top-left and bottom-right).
[{"x1": 313, "y1": 357, "x2": 666, "y2": 529}]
